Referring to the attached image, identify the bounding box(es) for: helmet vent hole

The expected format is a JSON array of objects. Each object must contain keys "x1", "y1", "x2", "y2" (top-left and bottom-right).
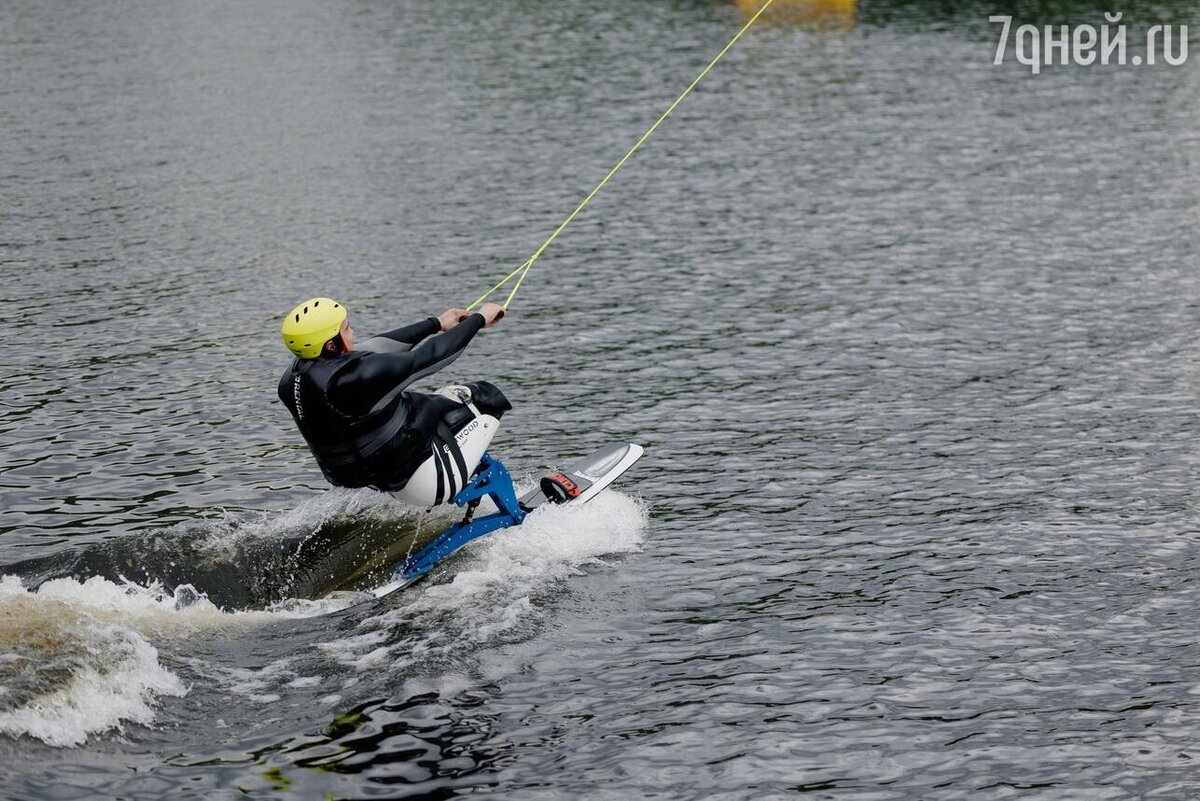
[
  {"x1": 303, "y1": 305, "x2": 309, "y2": 314},
  {"x1": 313, "y1": 300, "x2": 319, "y2": 307},
  {"x1": 294, "y1": 313, "x2": 300, "y2": 323}
]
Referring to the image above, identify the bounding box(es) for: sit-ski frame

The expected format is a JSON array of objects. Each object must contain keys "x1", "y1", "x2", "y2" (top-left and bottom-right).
[{"x1": 396, "y1": 452, "x2": 525, "y2": 582}]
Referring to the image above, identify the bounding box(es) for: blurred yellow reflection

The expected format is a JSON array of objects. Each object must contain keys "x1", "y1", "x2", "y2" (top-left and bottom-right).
[{"x1": 733, "y1": 0, "x2": 856, "y2": 26}]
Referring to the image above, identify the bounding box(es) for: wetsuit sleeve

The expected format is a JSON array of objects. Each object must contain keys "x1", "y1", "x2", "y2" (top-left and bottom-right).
[
  {"x1": 378, "y1": 317, "x2": 440, "y2": 346},
  {"x1": 403, "y1": 313, "x2": 486, "y2": 383},
  {"x1": 356, "y1": 317, "x2": 441, "y2": 354},
  {"x1": 331, "y1": 314, "x2": 487, "y2": 416}
]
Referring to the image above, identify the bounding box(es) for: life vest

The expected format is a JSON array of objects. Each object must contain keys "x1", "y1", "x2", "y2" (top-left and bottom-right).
[{"x1": 278, "y1": 353, "x2": 412, "y2": 489}]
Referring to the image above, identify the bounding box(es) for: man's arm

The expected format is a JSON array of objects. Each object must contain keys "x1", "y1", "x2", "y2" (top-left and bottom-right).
[
  {"x1": 403, "y1": 313, "x2": 485, "y2": 382},
  {"x1": 357, "y1": 317, "x2": 441, "y2": 354},
  {"x1": 334, "y1": 314, "x2": 487, "y2": 415}
]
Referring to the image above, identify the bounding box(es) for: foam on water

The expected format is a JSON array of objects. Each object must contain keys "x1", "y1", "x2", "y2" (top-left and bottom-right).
[
  {"x1": 0, "y1": 487, "x2": 645, "y2": 747},
  {"x1": 0, "y1": 574, "x2": 357, "y2": 747},
  {"x1": 0, "y1": 577, "x2": 185, "y2": 748},
  {"x1": 321, "y1": 489, "x2": 648, "y2": 672}
]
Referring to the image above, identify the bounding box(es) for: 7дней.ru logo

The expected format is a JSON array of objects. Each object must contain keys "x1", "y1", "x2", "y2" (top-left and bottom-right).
[{"x1": 991, "y1": 13, "x2": 1188, "y2": 73}]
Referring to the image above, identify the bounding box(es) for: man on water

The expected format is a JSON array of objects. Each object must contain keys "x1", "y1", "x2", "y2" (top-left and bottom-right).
[{"x1": 278, "y1": 297, "x2": 509, "y2": 507}]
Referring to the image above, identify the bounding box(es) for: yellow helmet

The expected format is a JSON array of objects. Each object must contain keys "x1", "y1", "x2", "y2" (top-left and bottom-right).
[{"x1": 281, "y1": 298, "x2": 347, "y2": 359}]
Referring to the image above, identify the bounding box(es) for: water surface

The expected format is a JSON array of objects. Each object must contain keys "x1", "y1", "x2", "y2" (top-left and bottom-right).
[{"x1": 3, "y1": 0, "x2": 1200, "y2": 797}]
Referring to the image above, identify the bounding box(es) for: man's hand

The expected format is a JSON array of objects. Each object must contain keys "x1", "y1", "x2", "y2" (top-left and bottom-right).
[
  {"x1": 438, "y1": 308, "x2": 470, "y2": 332},
  {"x1": 478, "y1": 302, "x2": 505, "y2": 328}
]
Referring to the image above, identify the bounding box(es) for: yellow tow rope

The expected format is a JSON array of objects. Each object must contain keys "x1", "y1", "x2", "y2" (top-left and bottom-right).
[{"x1": 466, "y1": 0, "x2": 776, "y2": 314}]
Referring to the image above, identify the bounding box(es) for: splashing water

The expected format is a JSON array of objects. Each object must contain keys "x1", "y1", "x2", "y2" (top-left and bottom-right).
[
  {"x1": 320, "y1": 489, "x2": 649, "y2": 674},
  {"x1": 0, "y1": 487, "x2": 647, "y2": 749},
  {"x1": 0, "y1": 574, "x2": 358, "y2": 747},
  {"x1": 0, "y1": 576, "x2": 188, "y2": 747}
]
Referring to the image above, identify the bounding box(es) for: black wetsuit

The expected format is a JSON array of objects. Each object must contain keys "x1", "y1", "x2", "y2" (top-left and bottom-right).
[{"x1": 278, "y1": 313, "x2": 510, "y2": 491}]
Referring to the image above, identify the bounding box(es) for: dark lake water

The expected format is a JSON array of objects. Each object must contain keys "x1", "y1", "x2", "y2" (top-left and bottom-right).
[{"x1": 3, "y1": 0, "x2": 1200, "y2": 797}]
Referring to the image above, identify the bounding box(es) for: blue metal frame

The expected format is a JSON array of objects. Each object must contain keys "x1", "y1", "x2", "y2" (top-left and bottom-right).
[{"x1": 397, "y1": 453, "x2": 526, "y2": 582}]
